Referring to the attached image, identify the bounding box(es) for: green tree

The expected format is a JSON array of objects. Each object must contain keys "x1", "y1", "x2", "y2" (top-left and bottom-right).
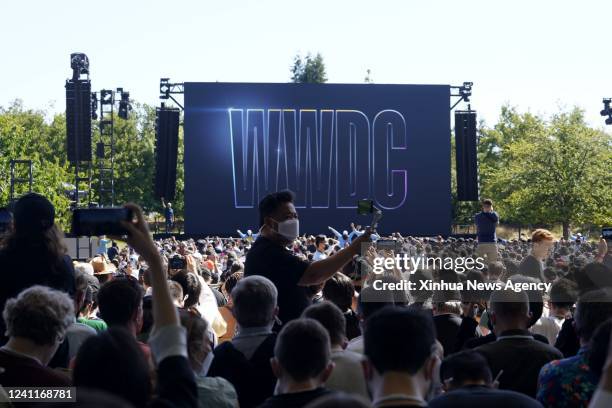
[
  {"x1": 0, "y1": 100, "x2": 72, "y2": 229},
  {"x1": 0, "y1": 101, "x2": 185, "y2": 229},
  {"x1": 486, "y1": 107, "x2": 611, "y2": 238},
  {"x1": 291, "y1": 53, "x2": 328, "y2": 83}
]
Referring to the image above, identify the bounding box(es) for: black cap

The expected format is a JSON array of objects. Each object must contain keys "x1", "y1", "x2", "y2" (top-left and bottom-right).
[{"x1": 13, "y1": 193, "x2": 55, "y2": 232}]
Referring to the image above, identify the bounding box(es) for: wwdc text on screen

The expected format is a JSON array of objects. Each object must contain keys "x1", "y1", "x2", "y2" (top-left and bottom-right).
[{"x1": 184, "y1": 83, "x2": 451, "y2": 236}]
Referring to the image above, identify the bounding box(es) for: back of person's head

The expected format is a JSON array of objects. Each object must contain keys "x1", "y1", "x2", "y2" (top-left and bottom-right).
[
  {"x1": 302, "y1": 301, "x2": 347, "y2": 347},
  {"x1": 73, "y1": 328, "x2": 151, "y2": 407},
  {"x1": 49, "y1": 388, "x2": 133, "y2": 408},
  {"x1": 488, "y1": 288, "x2": 530, "y2": 328},
  {"x1": 74, "y1": 262, "x2": 95, "y2": 277},
  {"x1": 258, "y1": 190, "x2": 295, "y2": 227},
  {"x1": 223, "y1": 271, "x2": 244, "y2": 299},
  {"x1": 170, "y1": 271, "x2": 202, "y2": 308},
  {"x1": 323, "y1": 272, "x2": 355, "y2": 312},
  {"x1": 1, "y1": 193, "x2": 67, "y2": 265},
  {"x1": 574, "y1": 262, "x2": 612, "y2": 295},
  {"x1": 315, "y1": 235, "x2": 326, "y2": 248},
  {"x1": 506, "y1": 274, "x2": 544, "y2": 327},
  {"x1": 97, "y1": 276, "x2": 143, "y2": 327},
  {"x1": 273, "y1": 318, "x2": 332, "y2": 383},
  {"x1": 229, "y1": 261, "x2": 244, "y2": 274},
  {"x1": 232, "y1": 275, "x2": 278, "y2": 327},
  {"x1": 439, "y1": 350, "x2": 492, "y2": 390},
  {"x1": 358, "y1": 284, "x2": 395, "y2": 319},
  {"x1": 532, "y1": 228, "x2": 554, "y2": 243},
  {"x1": 482, "y1": 198, "x2": 493, "y2": 208},
  {"x1": 303, "y1": 393, "x2": 370, "y2": 408},
  {"x1": 574, "y1": 289, "x2": 612, "y2": 343},
  {"x1": 549, "y1": 278, "x2": 578, "y2": 309},
  {"x1": 364, "y1": 306, "x2": 436, "y2": 376},
  {"x1": 179, "y1": 310, "x2": 210, "y2": 371},
  {"x1": 3, "y1": 285, "x2": 73, "y2": 346},
  {"x1": 75, "y1": 268, "x2": 89, "y2": 294}
]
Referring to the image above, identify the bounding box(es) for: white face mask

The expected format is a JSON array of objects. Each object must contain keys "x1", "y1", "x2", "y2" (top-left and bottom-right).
[{"x1": 273, "y1": 218, "x2": 299, "y2": 242}]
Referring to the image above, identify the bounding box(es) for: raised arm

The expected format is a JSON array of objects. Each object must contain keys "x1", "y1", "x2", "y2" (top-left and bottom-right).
[
  {"x1": 121, "y1": 204, "x2": 196, "y2": 408},
  {"x1": 328, "y1": 226, "x2": 342, "y2": 239},
  {"x1": 299, "y1": 230, "x2": 371, "y2": 285},
  {"x1": 122, "y1": 204, "x2": 178, "y2": 329},
  {"x1": 236, "y1": 229, "x2": 246, "y2": 239}
]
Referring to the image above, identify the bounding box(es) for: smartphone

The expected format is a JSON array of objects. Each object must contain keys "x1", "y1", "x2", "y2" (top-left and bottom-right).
[
  {"x1": 169, "y1": 255, "x2": 186, "y2": 270},
  {"x1": 0, "y1": 208, "x2": 11, "y2": 234},
  {"x1": 72, "y1": 208, "x2": 133, "y2": 237},
  {"x1": 357, "y1": 199, "x2": 374, "y2": 215},
  {"x1": 376, "y1": 239, "x2": 398, "y2": 251},
  {"x1": 603, "y1": 227, "x2": 612, "y2": 243}
]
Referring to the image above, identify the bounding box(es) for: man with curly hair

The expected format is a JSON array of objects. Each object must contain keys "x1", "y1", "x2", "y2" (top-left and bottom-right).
[{"x1": 0, "y1": 285, "x2": 74, "y2": 386}]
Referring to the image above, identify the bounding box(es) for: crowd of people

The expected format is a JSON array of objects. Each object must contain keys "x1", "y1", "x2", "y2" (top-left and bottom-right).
[{"x1": 0, "y1": 191, "x2": 611, "y2": 407}]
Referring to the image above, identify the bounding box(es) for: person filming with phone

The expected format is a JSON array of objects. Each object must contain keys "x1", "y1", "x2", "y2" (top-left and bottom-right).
[{"x1": 245, "y1": 190, "x2": 371, "y2": 325}]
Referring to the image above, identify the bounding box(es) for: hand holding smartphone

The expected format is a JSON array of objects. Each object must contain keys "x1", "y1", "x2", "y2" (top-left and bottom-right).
[{"x1": 72, "y1": 208, "x2": 134, "y2": 237}]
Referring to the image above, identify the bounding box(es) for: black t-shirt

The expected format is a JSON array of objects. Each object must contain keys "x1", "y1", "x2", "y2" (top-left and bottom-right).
[
  {"x1": 245, "y1": 236, "x2": 310, "y2": 324},
  {"x1": 258, "y1": 388, "x2": 333, "y2": 408}
]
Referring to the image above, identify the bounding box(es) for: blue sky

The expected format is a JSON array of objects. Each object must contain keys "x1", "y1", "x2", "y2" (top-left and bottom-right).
[{"x1": 1, "y1": 0, "x2": 611, "y2": 129}]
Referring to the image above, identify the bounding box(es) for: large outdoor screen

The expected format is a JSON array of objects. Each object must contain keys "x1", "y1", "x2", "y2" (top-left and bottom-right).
[{"x1": 184, "y1": 82, "x2": 451, "y2": 236}]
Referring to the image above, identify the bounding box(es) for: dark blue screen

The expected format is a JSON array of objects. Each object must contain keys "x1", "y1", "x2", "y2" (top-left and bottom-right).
[{"x1": 184, "y1": 82, "x2": 451, "y2": 236}]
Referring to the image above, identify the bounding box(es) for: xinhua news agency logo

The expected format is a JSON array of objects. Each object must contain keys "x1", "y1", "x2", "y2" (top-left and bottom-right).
[{"x1": 228, "y1": 108, "x2": 410, "y2": 210}]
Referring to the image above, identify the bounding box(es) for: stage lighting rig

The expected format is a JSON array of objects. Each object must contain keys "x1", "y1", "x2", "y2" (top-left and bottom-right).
[
  {"x1": 601, "y1": 98, "x2": 612, "y2": 125},
  {"x1": 117, "y1": 88, "x2": 132, "y2": 119},
  {"x1": 459, "y1": 82, "x2": 473, "y2": 103},
  {"x1": 450, "y1": 82, "x2": 474, "y2": 110},
  {"x1": 101, "y1": 89, "x2": 113, "y2": 104},
  {"x1": 70, "y1": 52, "x2": 89, "y2": 80},
  {"x1": 159, "y1": 78, "x2": 184, "y2": 110},
  {"x1": 91, "y1": 92, "x2": 98, "y2": 120}
]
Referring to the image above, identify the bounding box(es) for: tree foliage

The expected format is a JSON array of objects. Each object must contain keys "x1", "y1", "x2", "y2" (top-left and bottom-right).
[
  {"x1": 0, "y1": 100, "x2": 184, "y2": 229},
  {"x1": 474, "y1": 106, "x2": 611, "y2": 237},
  {"x1": 2, "y1": 97, "x2": 609, "y2": 238},
  {"x1": 290, "y1": 53, "x2": 328, "y2": 83}
]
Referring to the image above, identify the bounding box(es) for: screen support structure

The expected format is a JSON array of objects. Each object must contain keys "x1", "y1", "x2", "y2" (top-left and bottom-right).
[
  {"x1": 450, "y1": 82, "x2": 473, "y2": 111},
  {"x1": 9, "y1": 160, "x2": 33, "y2": 203},
  {"x1": 160, "y1": 78, "x2": 184, "y2": 110}
]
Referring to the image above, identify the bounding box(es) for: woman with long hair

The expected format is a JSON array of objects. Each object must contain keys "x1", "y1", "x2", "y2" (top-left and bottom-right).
[{"x1": 0, "y1": 193, "x2": 75, "y2": 345}]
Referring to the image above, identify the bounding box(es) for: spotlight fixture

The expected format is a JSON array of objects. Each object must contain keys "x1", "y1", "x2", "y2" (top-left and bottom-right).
[
  {"x1": 101, "y1": 89, "x2": 113, "y2": 104},
  {"x1": 601, "y1": 98, "x2": 612, "y2": 125},
  {"x1": 91, "y1": 92, "x2": 98, "y2": 120},
  {"x1": 117, "y1": 88, "x2": 131, "y2": 120},
  {"x1": 70, "y1": 52, "x2": 89, "y2": 80},
  {"x1": 460, "y1": 82, "x2": 473, "y2": 103}
]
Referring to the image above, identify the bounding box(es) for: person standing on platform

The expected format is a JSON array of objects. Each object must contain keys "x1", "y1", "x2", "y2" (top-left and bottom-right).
[
  {"x1": 245, "y1": 191, "x2": 371, "y2": 325},
  {"x1": 475, "y1": 199, "x2": 499, "y2": 265},
  {"x1": 161, "y1": 197, "x2": 174, "y2": 233}
]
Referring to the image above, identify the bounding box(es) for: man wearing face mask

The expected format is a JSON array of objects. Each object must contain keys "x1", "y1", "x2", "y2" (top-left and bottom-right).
[{"x1": 245, "y1": 191, "x2": 371, "y2": 325}]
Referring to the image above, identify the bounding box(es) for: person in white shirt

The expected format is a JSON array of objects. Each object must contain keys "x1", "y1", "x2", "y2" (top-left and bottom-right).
[
  {"x1": 531, "y1": 278, "x2": 576, "y2": 345},
  {"x1": 302, "y1": 301, "x2": 369, "y2": 400},
  {"x1": 313, "y1": 235, "x2": 329, "y2": 261}
]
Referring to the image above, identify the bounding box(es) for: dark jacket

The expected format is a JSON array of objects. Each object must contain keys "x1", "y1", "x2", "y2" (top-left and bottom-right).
[
  {"x1": 429, "y1": 385, "x2": 543, "y2": 408},
  {"x1": 208, "y1": 333, "x2": 277, "y2": 408},
  {"x1": 434, "y1": 313, "x2": 463, "y2": 356},
  {"x1": 475, "y1": 211, "x2": 499, "y2": 243},
  {"x1": 475, "y1": 329, "x2": 563, "y2": 397}
]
